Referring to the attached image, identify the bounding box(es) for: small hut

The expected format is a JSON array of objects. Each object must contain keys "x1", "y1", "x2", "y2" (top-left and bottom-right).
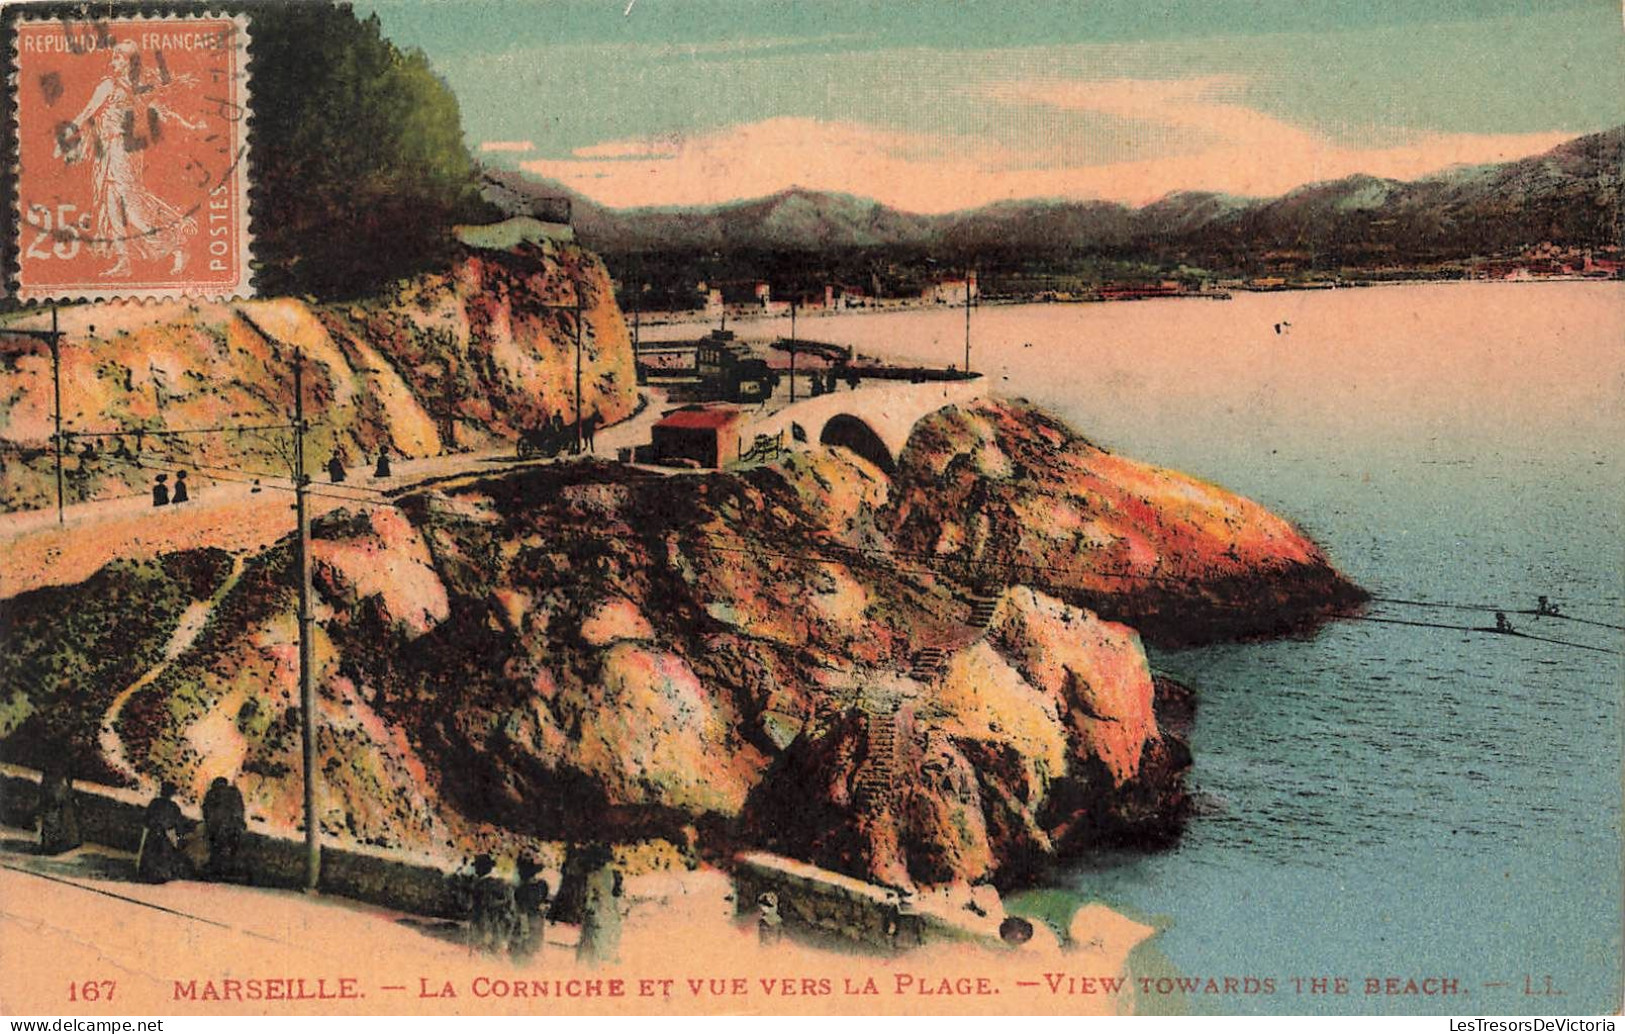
[{"x1": 651, "y1": 407, "x2": 745, "y2": 469}]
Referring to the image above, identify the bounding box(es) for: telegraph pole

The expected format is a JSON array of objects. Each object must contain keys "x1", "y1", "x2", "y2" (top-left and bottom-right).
[
  {"x1": 292, "y1": 351, "x2": 320, "y2": 892},
  {"x1": 534, "y1": 283, "x2": 587, "y2": 455},
  {"x1": 631, "y1": 270, "x2": 641, "y2": 352},
  {"x1": 51, "y1": 305, "x2": 63, "y2": 523},
  {"x1": 6, "y1": 306, "x2": 67, "y2": 522},
  {"x1": 964, "y1": 268, "x2": 973, "y2": 376},
  {"x1": 788, "y1": 299, "x2": 798, "y2": 403},
  {"x1": 573, "y1": 288, "x2": 584, "y2": 455}
]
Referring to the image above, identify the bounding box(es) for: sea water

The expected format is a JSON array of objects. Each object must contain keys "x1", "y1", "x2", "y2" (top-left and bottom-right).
[{"x1": 653, "y1": 282, "x2": 1624, "y2": 1014}]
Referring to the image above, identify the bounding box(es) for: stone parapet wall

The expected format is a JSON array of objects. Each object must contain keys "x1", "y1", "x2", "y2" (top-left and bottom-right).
[
  {"x1": 0, "y1": 763, "x2": 463, "y2": 918},
  {"x1": 733, "y1": 850, "x2": 924, "y2": 952}
]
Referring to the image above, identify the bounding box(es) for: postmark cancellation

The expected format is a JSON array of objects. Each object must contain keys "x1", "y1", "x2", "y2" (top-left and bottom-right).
[{"x1": 11, "y1": 13, "x2": 253, "y2": 301}]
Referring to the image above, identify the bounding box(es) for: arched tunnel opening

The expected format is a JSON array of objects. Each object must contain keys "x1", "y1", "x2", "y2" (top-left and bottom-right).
[{"x1": 819, "y1": 414, "x2": 896, "y2": 475}]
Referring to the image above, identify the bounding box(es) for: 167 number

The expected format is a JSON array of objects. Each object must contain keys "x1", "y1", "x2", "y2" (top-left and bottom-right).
[{"x1": 67, "y1": 979, "x2": 116, "y2": 1002}]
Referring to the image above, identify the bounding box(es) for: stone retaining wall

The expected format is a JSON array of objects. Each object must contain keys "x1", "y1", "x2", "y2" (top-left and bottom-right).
[
  {"x1": 0, "y1": 763, "x2": 463, "y2": 918},
  {"x1": 732, "y1": 850, "x2": 924, "y2": 952}
]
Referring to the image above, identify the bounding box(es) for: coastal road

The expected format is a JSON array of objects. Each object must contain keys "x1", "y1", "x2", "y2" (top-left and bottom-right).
[
  {"x1": 0, "y1": 832, "x2": 1135, "y2": 1017},
  {"x1": 0, "y1": 391, "x2": 672, "y2": 599},
  {"x1": 0, "y1": 831, "x2": 762, "y2": 1017}
]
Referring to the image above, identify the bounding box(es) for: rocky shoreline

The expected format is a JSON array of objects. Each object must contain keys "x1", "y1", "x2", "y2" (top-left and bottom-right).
[
  {"x1": 0, "y1": 231, "x2": 1366, "y2": 896},
  {"x1": 1, "y1": 390, "x2": 1362, "y2": 898}
]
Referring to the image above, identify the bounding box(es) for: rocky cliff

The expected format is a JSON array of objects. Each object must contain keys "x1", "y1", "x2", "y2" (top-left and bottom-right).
[
  {"x1": 1, "y1": 397, "x2": 1359, "y2": 890},
  {"x1": 885, "y1": 399, "x2": 1366, "y2": 644},
  {"x1": 743, "y1": 587, "x2": 1193, "y2": 891},
  {"x1": 0, "y1": 230, "x2": 635, "y2": 511}
]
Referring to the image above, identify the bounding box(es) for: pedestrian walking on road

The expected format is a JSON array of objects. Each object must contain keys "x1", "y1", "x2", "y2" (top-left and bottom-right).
[
  {"x1": 201, "y1": 776, "x2": 246, "y2": 880},
  {"x1": 756, "y1": 891, "x2": 784, "y2": 947},
  {"x1": 470, "y1": 854, "x2": 519, "y2": 954},
  {"x1": 136, "y1": 781, "x2": 188, "y2": 883},
  {"x1": 512, "y1": 856, "x2": 550, "y2": 962},
  {"x1": 575, "y1": 844, "x2": 622, "y2": 966},
  {"x1": 37, "y1": 764, "x2": 82, "y2": 856}
]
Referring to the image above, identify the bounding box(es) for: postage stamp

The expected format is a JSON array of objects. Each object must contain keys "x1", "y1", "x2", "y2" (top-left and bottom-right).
[{"x1": 10, "y1": 13, "x2": 252, "y2": 301}]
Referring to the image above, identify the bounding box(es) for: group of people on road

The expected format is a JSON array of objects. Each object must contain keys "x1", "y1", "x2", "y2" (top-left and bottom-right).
[
  {"x1": 456, "y1": 842, "x2": 622, "y2": 966},
  {"x1": 146, "y1": 447, "x2": 400, "y2": 505},
  {"x1": 327, "y1": 449, "x2": 394, "y2": 483},
  {"x1": 38, "y1": 770, "x2": 627, "y2": 966},
  {"x1": 36, "y1": 771, "x2": 247, "y2": 886},
  {"x1": 135, "y1": 777, "x2": 247, "y2": 884},
  {"x1": 459, "y1": 854, "x2": 550, "y2": 962},
  {"x1": 151, "y1": 470, "x2": 191, "y2": 506}
]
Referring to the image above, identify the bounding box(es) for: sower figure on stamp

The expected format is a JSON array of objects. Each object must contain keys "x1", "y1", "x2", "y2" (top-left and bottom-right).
[
  {"x1": 54, "y1": 41, "x2": 203, "y2": 279},
  {"x1": 36, "y1": 763, "x2": 82, "y2": 856},
  {"x1": 201, "y1": 776, "x2": 246, "y2": 880},
  {"x1": 136, "y1": 781, "x2": 189, "y2": 884}
]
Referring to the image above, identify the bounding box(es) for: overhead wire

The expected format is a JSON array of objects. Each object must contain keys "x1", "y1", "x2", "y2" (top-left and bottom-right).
[
  {"x1": 16, "y1": 424, "x2": 1624, "y2": 658},
  {"x1": 1368, "y1": 594, "x2": 1623, "y2": 630}
]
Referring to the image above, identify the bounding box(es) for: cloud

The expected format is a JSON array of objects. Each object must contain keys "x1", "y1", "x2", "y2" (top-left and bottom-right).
[
  {"x1": 521, "y1": 83, "x2": 1576, "y2": 212},
  {"x1": 480, "y1": 140, "x2": 536, "y2": 154},
  {"x1": 985, "y1": 76, "x2": 1572, "y2": 198},
  {"x1": 522, "y1": 118, "x2": 1012, "y2": 211}
]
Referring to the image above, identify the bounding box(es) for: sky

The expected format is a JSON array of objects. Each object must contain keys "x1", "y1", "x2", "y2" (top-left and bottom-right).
[{"x1": 360, "y1": 0, "x2": 1625, "y2": 213}]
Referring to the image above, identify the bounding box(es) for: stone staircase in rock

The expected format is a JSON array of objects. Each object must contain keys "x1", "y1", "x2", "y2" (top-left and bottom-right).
[
  {"x1": 966, "y1": 590, "x2": 1001, "y2": 629},
  {"x1": 907, "y1": 646, "x2": 948, "y2": 682},
  {"x1": 846, "y1": 591, "x2": 1007, "y2": 816},
  {"x1": 853, "y1": 684, "x2": 905, "y2": 813}
]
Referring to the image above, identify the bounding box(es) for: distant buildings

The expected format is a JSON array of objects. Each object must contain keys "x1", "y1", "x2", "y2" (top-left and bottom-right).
[
  {"x1": 1468, "y1": 243, "x2": 1622, "y2": 280},
  {"x1": 698, "y1": 280, "x2": 789, "y2": 315},
  {"x1": 922, "y1": 271, "x2": 977, "y2": 305}
]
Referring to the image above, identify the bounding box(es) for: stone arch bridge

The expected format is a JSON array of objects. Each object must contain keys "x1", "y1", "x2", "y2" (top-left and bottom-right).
[{"x1": 747, "y1": 377, "x2": 986, "y2": 474}]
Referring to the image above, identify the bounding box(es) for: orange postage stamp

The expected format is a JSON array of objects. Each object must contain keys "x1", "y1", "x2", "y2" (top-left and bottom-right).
[{"x1": 11, "y1": 13, "x2": 252, "y2": 301}]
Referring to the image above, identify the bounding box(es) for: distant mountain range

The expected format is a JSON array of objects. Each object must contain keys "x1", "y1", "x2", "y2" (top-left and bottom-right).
[{"x1": 484, "y1": 126, "x2": 1622, "y2": 281}]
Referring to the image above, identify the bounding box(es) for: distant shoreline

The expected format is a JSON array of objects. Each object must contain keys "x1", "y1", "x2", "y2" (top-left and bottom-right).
[{"x1": 630, "y1": 274, "x2": 1621, "y2": 334}]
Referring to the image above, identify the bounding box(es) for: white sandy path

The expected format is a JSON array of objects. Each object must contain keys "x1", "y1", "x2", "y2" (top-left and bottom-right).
[{"x1": 97, "y1": 554, "x2": 247, "y2": 790}]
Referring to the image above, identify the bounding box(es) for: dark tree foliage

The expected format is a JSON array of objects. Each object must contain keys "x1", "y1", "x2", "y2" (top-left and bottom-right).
[{"x1": 247, "y1": 3, "x2": 497, "y2": 299}]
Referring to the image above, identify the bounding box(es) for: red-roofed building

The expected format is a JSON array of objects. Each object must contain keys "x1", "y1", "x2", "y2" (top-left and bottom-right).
[{"x1": 651, "y1": 406, "x2": 745, "y2": 468}]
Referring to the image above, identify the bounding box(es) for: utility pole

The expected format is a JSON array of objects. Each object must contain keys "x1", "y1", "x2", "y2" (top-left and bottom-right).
[
  {"x1": 51, "y1": 305, "x2": 63, "y2": 523},
  {"x1": 292, "y1": 351, "x2": 320, "y2": 892},
  {"x1": 788, "y1": 299, "x2": 797, "y2": 403},
  {"x1": 964, "y1": 267, "x2": 973, "y2": 376},
  {"x1": 630, "y1": 268, "x2": 641, "y2": 352},
  {"x1": 7, "y1": 305, "x2": 67, "y2": 523},
  {"x1": 537, "y1": 285, "x2": 587, "y2": 455},
  {"x1": 573, "y1": 288, "x2": 584, "y2": 455}
]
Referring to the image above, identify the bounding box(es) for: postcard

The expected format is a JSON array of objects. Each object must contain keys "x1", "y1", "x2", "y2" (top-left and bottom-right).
[{"x1": 0, "y1": 0, "x2": 1620, "y2": 1020}]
